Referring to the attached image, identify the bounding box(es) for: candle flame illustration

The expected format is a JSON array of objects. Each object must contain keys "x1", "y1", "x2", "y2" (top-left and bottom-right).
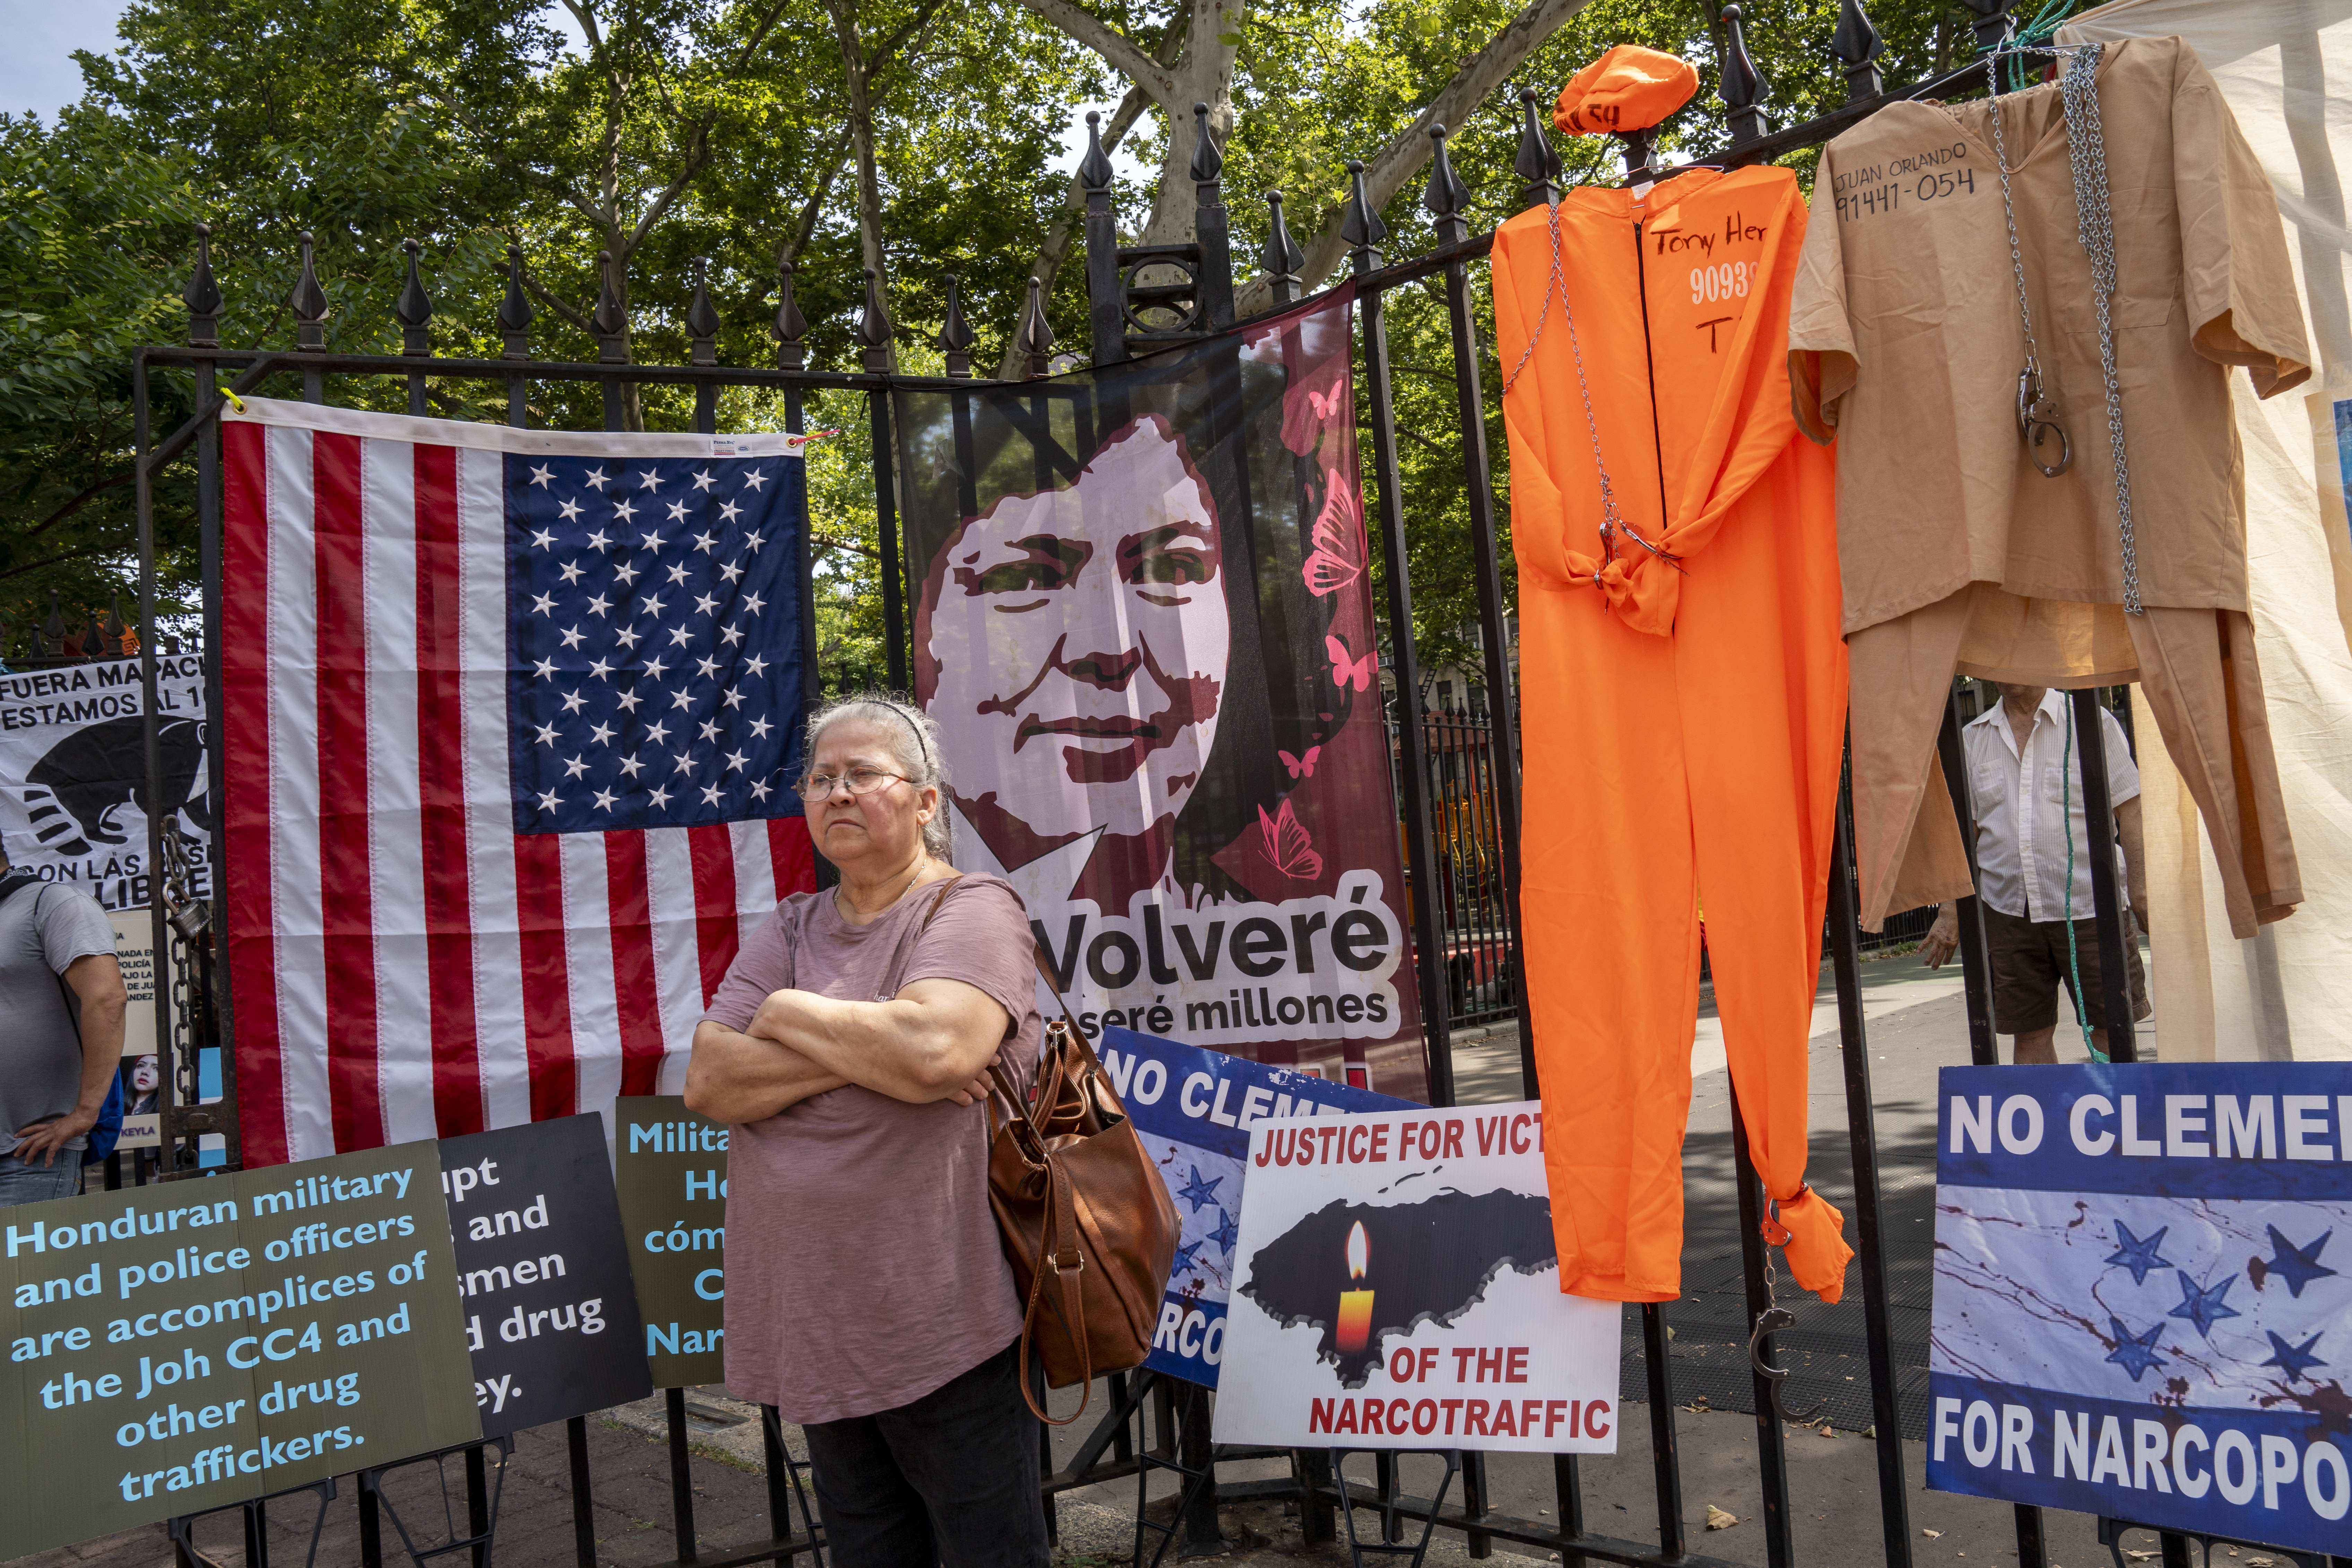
[{"x1": 1346, "y1": 1220, "x2": 1368, "y2": 1280}]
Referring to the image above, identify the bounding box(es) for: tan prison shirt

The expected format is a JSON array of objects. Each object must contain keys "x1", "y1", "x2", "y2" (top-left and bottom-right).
[
  {"x1": 1788, "y1": 36, "x2": 2311, "y2": 939},
  {"x1": 1791, "y1": 33, "x2": 2309, "y2": 634}
]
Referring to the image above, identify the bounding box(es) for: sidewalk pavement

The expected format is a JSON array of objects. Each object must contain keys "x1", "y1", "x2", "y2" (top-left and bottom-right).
[{"x1": 15, "y1": 950, "x2": 2165, "y2": 1568}]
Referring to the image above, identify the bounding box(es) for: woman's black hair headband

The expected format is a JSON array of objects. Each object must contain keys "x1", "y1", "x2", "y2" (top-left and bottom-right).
[{"x1": 877, "y1": 697, "x2": 931, "y2": 780}]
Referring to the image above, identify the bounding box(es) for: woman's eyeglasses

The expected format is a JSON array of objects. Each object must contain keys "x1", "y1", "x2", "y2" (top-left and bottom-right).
[{"x1": 796, "y1": 767, "x2": 909, "y2": 802}]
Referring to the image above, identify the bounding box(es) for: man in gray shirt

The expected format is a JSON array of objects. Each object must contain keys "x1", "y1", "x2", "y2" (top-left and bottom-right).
[{"x1": 0, "y1": 842, "x2": 128, "y2": 1206}]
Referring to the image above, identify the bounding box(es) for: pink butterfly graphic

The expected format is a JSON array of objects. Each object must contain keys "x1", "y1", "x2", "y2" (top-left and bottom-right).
[
  {"x1": 1306, "y1": 383, "x2": 1346, "y2": 422},
  {"x1": 1301, "y1": 467, "x2": 1365, "y2": 597},
  {"x1": 1279, "y1": 745, "x2": 1321, "y2": 779},
  {"x1": 1326, "y1": 634, "x2": 1376, "y2": 692},
  {"x1": 1257, "y1": 798, "x2": 1325, "y2": 881}
]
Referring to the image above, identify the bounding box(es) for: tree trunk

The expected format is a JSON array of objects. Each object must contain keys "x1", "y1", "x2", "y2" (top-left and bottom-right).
[
  {"x1": 829, "y1": 0, "x2": 892, "y2": 332},
  {"x1": 1137, "y1": 0, "x2": 1240, "y2": 245}
]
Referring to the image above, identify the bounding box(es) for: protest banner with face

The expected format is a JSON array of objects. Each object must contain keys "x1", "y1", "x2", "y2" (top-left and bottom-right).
[{"x1": 895, "y1": 290, "x2": 1428, "y2": 1098}]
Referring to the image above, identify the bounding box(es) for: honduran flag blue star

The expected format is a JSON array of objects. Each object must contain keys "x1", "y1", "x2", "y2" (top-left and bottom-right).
[
  {"x1": 1174, "y1": 1165, "x2": 1225, "y2": 1213},
  {"x1": 2104, "y1": 1220, "x2": 2175, "y2": 1287},
  {"x1": 2165, "y1": 1272, "x2": 2240, "y2": 1339},
  {"x1": 2104, "y1": 1316, "x2": 2167, "y2": 1383},
  {"x1": 1208, "y1": 1206, "x2": 1240, "y2": 1255},
  {"x1": 2261, "y1": 1225, "x2": 2337, "y2": 1299},
  {"x1": 2260, "y1": 1328, "x2": 2326, "y2": 1384}
]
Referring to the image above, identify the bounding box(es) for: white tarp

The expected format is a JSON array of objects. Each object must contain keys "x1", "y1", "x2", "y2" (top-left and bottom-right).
[{"x1": 2065, "y1": 0, "x2": 2352, "y2": 1060}]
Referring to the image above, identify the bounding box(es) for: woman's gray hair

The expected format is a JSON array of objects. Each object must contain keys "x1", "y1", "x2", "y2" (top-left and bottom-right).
[{"x1": 802, "y1": 694, "x2": 953, "y2": 859}]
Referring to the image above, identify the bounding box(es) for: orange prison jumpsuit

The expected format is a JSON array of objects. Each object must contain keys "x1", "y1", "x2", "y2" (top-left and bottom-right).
[{"x1": 1493, "y1": 165, "x2": 1854, "y2": 1305}]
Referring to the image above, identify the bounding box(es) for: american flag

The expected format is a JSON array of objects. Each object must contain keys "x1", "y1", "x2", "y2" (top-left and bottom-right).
[{"x1": 219, "y1": 397, "x2": 814, "y2": 1166}]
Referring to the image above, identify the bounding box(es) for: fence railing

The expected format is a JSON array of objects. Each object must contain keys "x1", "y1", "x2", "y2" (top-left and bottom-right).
[{"x1": 63, "y1": 3, "x2": 2204, "y2": 1567}]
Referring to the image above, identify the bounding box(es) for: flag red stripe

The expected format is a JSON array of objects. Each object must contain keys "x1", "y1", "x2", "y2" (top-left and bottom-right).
[
  {"x1": 605, "y1": 830, "x2": 667, "y2": 1095},
  {"x1": 513, "y1": 831, "x2": 577, "y2": 1118},
  {"x1": 221, "y1": 421, "x2": 287, "y2": 1168},
  {"x1": 412, "y1": 443, "x2": 483, "y2": 1136},
  {"x1": 311, "y1": 432, "x2": 384, "y2": 1151},
  {"x1": 767, "y1": 816, "x2": 815, "y2": 899},
  {"x1": 687, "y1": 823, "x2": 739, "y2": 1006}
]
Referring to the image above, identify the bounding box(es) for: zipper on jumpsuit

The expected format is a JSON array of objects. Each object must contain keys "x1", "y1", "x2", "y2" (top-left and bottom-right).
[{"x1": 1630, "y1": 218, "x2": 1672, "y2": 530}]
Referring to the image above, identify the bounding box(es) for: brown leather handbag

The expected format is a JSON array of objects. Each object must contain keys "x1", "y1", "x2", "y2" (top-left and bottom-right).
[{"x1": 985, "y1": 962, "x2": 1180, "y2": 1425}]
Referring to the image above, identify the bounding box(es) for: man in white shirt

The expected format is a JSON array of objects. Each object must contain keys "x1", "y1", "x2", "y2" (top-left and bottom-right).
[{"x1": 1919, "y1": 684, "x2": 2149, "y2": 1063}]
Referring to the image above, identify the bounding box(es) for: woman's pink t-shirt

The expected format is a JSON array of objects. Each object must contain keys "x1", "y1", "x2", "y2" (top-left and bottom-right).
[{"x1": 700, "y1": 873, "x2": 1041, "y2": 1424}]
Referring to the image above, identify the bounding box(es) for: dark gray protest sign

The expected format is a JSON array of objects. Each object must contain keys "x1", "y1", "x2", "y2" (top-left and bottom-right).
[{"x1": 438, "y1": 1115, "x2": 649, "y2": 1438}]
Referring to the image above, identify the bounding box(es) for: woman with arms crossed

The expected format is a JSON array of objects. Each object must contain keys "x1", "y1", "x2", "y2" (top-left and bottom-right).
[{"x1": 686, "y1": 696, "x2": 1047, "y2": 1566}]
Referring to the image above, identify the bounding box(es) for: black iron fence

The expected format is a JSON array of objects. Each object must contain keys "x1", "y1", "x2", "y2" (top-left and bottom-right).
[{"x1": 59, "y1": 2, "x2": 2213, "y2": 1566}]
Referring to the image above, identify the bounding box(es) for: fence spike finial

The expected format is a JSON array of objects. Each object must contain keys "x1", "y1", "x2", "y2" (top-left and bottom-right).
[
  {"x1": 592, "y1": 250, "x2": 628, "y2": 364},
  {"x1": 1960, "y1": 0, "x2": 2017, "y2": 52},
  {"x1": 184, "y1": 222, "x2": 222, "y2": 348},
  {"x1": 773, "y1": 254, "x2": 808, "y2": 371},
  {"x1": 938, "y1": 273, "x2": 975, "y2": 378},
  {"x1": 856, "y1": 266, "x2": 894, "y2": 372},
  {"x1": 290, "y1": 230, "x2": 329, "y2": 351},
  {"x1": 1423, "y1": 123, "x2": 1471, "y2": 245},
  {"x1": 498, "y1": 243, "x2": 534, "y2": 359},
  {"x1": 1078, "y1": 110, "x2": 1114, "y2": 193},
  {"x1": 1342, "y1": 159, "x2": 1386, "y2": 275},
  {"x1": 1719, "y1": 5, "x2": 1772, "y2": 145},
  {"x1": 395, "y1": 238, "x2": 433, "y2": 356},
  {"x1": 1261, "y1": 189, "x2": 1305, "y2": 306},
  {"x1": 1515, "y1": 87, "x2": 1563, "y2": 209},
  {"x1": 687, "y1": 259, "x2": 721, "y2": 367},
  {"x1": 1189, "y1": 102, "x2": 1223, "y2": 185},
  {"x1": 103, "y1": 592, "x2": 128, "y2": 657},
  {"x1": 1015, "y1": 276, "x2": 1056, "y2": 380},
  {"x1": 1833, "y1": 0, "x2": 1886, "y2": 102}
]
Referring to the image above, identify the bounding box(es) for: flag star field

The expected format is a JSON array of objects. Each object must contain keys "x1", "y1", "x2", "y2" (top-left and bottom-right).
[{"x1": 506, "y1": 457, "x2": 804, "y2": 833}]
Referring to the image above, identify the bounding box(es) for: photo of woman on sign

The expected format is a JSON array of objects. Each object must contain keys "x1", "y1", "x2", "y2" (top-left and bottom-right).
[
  {"x1": 896, "y1": 294, "x2": 1422, "y2": 1090},
  {"x1": 915, "y1": 413, "x2": 1292, "y2": 911}
]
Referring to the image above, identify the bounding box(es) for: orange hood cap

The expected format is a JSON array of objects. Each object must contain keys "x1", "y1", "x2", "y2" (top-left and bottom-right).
[{"x1": 1554, "y1": 45, "x2": 1700, "y2": 136}]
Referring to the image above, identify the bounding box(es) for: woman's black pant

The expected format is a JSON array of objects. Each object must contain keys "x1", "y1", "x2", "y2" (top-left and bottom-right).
[{"x1": 802, "y1": 1340, "x2": 1047, "y2": 1568}]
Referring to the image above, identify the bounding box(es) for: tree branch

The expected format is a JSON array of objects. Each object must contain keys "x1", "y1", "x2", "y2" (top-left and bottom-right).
[
  {"x1": 1235, "y1": 0, "x2": 1594, "y2": 316},
  {"x1": 993, "y1": 23, "x2": 1185, "y2": 378},
  {"x1": 1010, "y1": 0, "x2": 1177, "y2": 104},
  {"x1": 0, "y1": 544, "x2": 117, "y2": 582},
  {"x1": 525, "y1": 275, "x2": 598, "y2": 336},
  {"x1": 24, "y1": 471, "x2": 132, "y2": 538}
]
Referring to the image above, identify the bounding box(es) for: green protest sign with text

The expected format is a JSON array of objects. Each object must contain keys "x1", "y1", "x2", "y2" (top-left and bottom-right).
[
  {"x1": 3, "y1": 1143, "x2": 481, "y2": 1559},
  {"x1": 611, "y1": 1096, "x2": 728, "y2": 1388}
]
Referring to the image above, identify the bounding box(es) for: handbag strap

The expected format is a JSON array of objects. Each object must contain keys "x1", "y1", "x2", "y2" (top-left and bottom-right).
[{"x1": 1010, "y1": 1151, "x2": 1095, "y2": 1426}]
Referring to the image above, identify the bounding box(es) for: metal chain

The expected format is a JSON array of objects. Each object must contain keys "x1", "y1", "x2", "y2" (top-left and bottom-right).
[
  {"x1": 1501, "y1": 193, "x2": 1686, "y2": 580},
  {"x1": 1502, "y1": 195, "x2": 1632, "y2": 574},
  {"x1": 1984, "y1": 57, "x2": 2071, "y2": 478},
  {"x1": 2059, "y1": 41, "x2": 2143, "y2": 615}
]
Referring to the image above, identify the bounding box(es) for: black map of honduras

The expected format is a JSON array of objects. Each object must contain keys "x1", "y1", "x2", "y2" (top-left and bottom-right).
[{"x1": 1239, "y1": 1190, "x2": 1557, "y2": 1387}]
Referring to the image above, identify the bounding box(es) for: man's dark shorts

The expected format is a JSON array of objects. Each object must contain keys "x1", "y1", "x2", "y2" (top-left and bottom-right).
[{"x1": 1983, "y1": 905, "x2": 2151, "y2": 1034}]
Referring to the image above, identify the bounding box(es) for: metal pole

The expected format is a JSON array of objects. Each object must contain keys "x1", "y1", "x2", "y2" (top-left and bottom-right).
[
  {"x1": 1178, "y1": 1382, "x2": 1226, "y2": 1551},
  {"x1": 667, "y1": 1386, "x2": 698, "y2": 1564},
  {"x1": 1434, "y1": 221, "x2": 1527, "y2": 1103},
  {"x1": 789, "y1": 389, "x2": 818, "y2": 712},
  {"x1": 1825, "y1": 772, "x2": 1914, "y2": 1567},
  {"x1": 133, "y1": 353, "x2": 176, "y2": 1172},
  {"x1": 1934, "y1": 694, "x2": 2049, "y2": 1568},
  {"x1": 1729, "y1": 1075, "x2": 1795, "y2": 1568},
  {"x1": 1356, "y1": 278, "x2": 1456, "y2": 1108},
  {"x1": 760, "y1": 1406, "x2": 799, "y2": 1563},
  {"x1": 1641, "y1": 1303, "x2": 1685, "y2": 1560},
  {"x1": 2067, "y1": 689, "x2": 2137, "y2": 1063},
  {"x1": 870, "y1": 390, "x2": 907, "y2": 691},
  {"x1": 567, "y1": 1415, "x2": 597, "y2": 1568},
  {"x1": 465, "y1": 1443, "x2": 491, "y2": 1568},
  {"x1": 1933, "y1": 697, "x2": 2000, "y2": 1068},
  {"x1": 1553, "y1": 1454, "x2": 1585, "y2": 1568}
]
